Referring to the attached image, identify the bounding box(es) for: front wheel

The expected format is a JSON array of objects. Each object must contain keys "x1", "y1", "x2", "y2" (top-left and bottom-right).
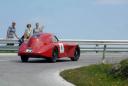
[
  {"x1": 71, "y1": 46, "x2": 80, "y2": 61},
  {"x1": 21, "y1": 56, "x2": 29, "y2": 62},
  {"x1": 51, "y1": 48, "x2": 58, "y2": 63}
]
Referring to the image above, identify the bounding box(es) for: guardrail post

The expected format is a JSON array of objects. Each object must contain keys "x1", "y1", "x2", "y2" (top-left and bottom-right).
[
  {"x1": 96, "y1": 44, "x2": 99, "y2": 53},
  {"x1": 102, "y1": 45, "x2": 106, "y2": 64}
]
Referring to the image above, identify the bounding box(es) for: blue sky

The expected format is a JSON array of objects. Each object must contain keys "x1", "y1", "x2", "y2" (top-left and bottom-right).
[{"x1": 0, "y1": 0, "x2": 128, "y2": 39}]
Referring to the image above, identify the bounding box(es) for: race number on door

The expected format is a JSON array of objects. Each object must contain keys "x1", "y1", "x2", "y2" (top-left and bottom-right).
[{"x1": 59, "y1": 43, "x2": 64, "y2": 53}]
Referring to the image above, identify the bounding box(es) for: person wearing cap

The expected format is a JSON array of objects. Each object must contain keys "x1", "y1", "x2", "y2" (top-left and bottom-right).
[
  {"x1": 6, "y1": 22, "x2": 19, "y2": 45},
  {"x1": 33, "y1": 22, "x2": 43, "y2": 34}
]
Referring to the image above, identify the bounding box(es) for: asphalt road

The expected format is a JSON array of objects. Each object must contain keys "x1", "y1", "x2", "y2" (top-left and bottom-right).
[{"x1": 0, "y1": 52, "x2": 128, "y2": 86}]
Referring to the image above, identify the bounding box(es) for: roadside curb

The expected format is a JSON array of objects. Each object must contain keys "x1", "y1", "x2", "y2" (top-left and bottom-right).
[
  {"x1": 57, "y1": 65, "x2": 88, "y2": 86},
  {"x1": 56, "y1": 71, "x2": 75, "y2": 86}
]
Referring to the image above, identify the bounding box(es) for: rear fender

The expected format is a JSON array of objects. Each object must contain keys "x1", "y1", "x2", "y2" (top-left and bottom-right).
[
  {"x1": 67, "y1": 45, "x2": 76, "y2": 57},
  {"x1": 68, "y1": 45, "x2": 80, "y2": 57}
]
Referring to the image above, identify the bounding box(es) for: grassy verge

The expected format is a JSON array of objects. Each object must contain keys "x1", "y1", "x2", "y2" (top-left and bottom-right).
[
  {"x1": 60, "y1": 64, "x2": 128, "y2": 86},
  {"x1": 0, "y1": 50, "x2": 17, "y2": 53}
]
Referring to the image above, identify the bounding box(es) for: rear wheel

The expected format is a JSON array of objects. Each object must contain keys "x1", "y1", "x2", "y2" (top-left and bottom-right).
[
  {"x1": 51, "y1": 48, "x2": 58, "y2": 63},
  {"x1": 21, "y1": 56, "x2": 29, "y2": 62},
  {"x1": 71, "y1": 46, "x2": 80, "y2": 61}
]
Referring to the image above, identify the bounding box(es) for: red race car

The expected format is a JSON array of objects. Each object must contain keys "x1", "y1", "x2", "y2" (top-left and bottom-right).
[{"x1": 18, "y1": 33, "x2": 80, "y2": 62}]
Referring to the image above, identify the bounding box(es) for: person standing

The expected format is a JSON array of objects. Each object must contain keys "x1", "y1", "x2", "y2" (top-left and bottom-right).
[
  {"x1": 6, "y1": 22, "x2": 19, "y2": 45},
  {"x1": 6, "y1": 22, "x2": 19, "y2": 39},
  {"x1": 33, "y1": 22, "x2": 43, "y2": 34}
]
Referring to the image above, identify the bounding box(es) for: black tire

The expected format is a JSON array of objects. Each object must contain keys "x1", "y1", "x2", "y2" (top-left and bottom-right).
[
  {"x1": 71, "y1": 46, "x2": 80, "y2": 61},
  {"x1": 51, "y1": 48, "x2": 58, "y2": 63},
  {"x1": 21, "y1": 56, "x2": 29, "y2": 62}
]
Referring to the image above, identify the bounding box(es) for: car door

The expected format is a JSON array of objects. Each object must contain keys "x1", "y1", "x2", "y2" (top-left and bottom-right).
[{"x1": 52, "y1": 36, "x2": 67, "y2": 57}]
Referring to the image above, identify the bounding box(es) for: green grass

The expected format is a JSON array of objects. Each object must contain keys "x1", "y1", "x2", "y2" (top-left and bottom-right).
[
  {"x1": 60, "y1": 64, "x2": 128, "y2": 86},
  {"x1": 0, "y1": 50, "x2": 17, "y2": 53}
]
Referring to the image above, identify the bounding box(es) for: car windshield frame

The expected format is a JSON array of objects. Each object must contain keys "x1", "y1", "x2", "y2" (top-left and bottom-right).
[{"x1": 52, "y1": 35, "x2": 59, "y2": 42}]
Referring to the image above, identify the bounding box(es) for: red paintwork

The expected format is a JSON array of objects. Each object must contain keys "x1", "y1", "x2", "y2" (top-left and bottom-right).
[{"x1": 18, "y1": 33, "x2": 79, "y2": 59}]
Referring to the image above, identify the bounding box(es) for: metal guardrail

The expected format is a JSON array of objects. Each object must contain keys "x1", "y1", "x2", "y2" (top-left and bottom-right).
[
  {"x1": 60, "y1": 39, "x2": 128, "y2": 63},
  {"x1": 0, "y1": 39, "x2": 19, "y2": 51},
  {"x1": 1, "y1": 39, "x2": 128, "y2": 63},
  {"x1": 60, "y1": 39, "x2": 128, "y2": 45}
]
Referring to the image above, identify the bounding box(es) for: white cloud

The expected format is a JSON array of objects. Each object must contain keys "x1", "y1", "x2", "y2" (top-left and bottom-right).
[{"x1": 97, "y1": 0, "x2": 128, "y2": 4}]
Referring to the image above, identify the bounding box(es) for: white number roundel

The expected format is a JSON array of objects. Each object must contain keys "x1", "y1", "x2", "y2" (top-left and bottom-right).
[{"x1": 59, "y1": 43, "x2": 64, "y2": 53}]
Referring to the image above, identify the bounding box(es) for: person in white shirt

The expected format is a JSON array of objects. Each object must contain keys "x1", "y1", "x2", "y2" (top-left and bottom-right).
[
  {"x1": 6, "y1": 22, "x2": 19, "y2": 46},
  {"x1": 33, "y1": 23, "x2": 43, "y2": 34},
  {"x1": 6, "y1": 22, "x2": 19, "y2": 39}
]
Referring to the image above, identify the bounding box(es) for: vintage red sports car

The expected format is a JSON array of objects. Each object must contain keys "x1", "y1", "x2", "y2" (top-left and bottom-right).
[{"x1": 18, "y1": 33, "x2": 80, "y2": 62}]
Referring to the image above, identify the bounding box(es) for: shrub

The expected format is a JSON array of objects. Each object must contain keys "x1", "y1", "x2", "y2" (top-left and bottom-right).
[
  {"x1": 120, "y1": 59, "x2": 128, "y2": 79},
  {"x1": 109, "y1": 64, "x2": 121, "y2": 78},
  {"x1": 109, "y1": 59, "x2": 128, "y2": 79}
]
